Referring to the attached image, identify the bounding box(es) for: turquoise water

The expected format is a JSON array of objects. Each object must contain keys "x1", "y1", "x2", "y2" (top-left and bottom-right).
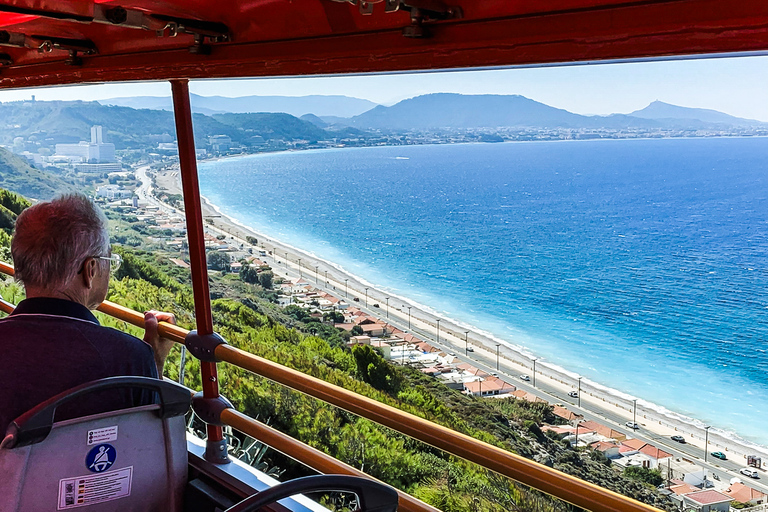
[{"x1": 198, "y1": 138, "x2": 768, "y2": 444}]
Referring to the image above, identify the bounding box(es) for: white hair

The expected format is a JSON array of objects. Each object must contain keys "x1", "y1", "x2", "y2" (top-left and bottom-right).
[{"x1": 12, "y1": 194, "x2": 110, "y2": 290}]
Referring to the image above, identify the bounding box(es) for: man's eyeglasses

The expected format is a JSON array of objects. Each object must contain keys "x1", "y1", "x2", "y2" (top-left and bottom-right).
[{"x1": 98, "y1": 253, "x2": 122, "y2": 272}]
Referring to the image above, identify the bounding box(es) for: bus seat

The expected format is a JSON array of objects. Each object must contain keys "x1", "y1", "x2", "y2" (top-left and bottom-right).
[
  {"x1": 0, "y1": 377, "x2": 191, "y2": 512},
  {"x1": 225, "y1": 475, "x2": 399, "y2": 512}
]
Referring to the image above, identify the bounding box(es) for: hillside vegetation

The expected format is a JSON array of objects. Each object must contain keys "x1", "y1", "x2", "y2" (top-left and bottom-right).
[{"x1": 0, "y1": 147, "x2": 74, "y2": 200}]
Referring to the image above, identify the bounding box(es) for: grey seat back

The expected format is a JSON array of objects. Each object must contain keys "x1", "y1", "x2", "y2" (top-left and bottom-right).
[{"x1": 0, "y1": 377, "x2": 191, "y2": 512}]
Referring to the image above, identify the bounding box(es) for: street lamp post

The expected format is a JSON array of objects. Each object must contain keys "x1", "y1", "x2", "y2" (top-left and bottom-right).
[
  {"x1": 532, "y1": 358, "x2": 538, "y2": 387},
  {"x1": 436, "y1": 319, "x2": 440, "y2": 344},
  {"x1": 633, "y1": 399, "x2": 637, "y2": 427},
  {"x1": 465, "y1": 331, "x2": 469, "y2": 356},
  {"x1": 345, "y1": 279, "x2": 348, "y2": 298},
  {"x1": 315, "y1": 265, "x2": 318, "y2": 284},
  {"x1": 297, "y1": 258, "x2": 302, "y2": 278},
  {"x1": 495, "y1": 344, "x2": 500, "y2": 371},
  {"x1": 577, "y1": 377, "x2": 582, "y2": 408},
  {"x1": 364, "y1": 288, "x2": 369, "y2": 308},
  {"x1": 407, "y1": 307, "x2": 412, "y2": 329},
  {"x1": 325, "y1": 270, "x2": 328, "y2": 285},
  {"x1": 385, "y1": 297, "x2": 389, "y2": 318},
  {"x1": 704, "y1": 426, "x2": 711, "y2": 461}
]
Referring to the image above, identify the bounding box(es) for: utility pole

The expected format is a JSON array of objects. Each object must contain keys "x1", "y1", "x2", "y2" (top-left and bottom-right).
[
  {"x1": 465, "y1": 331, "x2": 469, "y2": 355},
  {"x1": 532, "y1": 358, "x2": 538, "y2": 387},
  {"x1": 495, "y1": 344, "x2": 500, "y2": 370},
  {"x1": 364, "y1": 287, "x2": 369, "y2": 308},
  {"x1": 385, "y1": 297, "x2": 389, "y2": 318},
  {"x1": 436, "y1": 319, "x2": 440, "y2": 344}
]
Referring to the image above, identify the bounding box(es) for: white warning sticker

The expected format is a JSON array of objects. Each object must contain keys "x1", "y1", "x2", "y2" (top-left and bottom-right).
[
  {"x1": 57, "y1": 466, "x2": 132, "y2": 510},
  {"x1": 87, "y1": 425, "x2": 118, "y2": 445}
]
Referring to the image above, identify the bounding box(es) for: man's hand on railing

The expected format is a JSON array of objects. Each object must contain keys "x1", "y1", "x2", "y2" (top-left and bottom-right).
[{"x1": 143, "y1": 310, "x2": 177, "y2": 378}]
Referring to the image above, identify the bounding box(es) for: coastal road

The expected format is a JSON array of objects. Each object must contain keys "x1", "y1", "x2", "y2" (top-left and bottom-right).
[{"x1": 358, "y1": 300, "x2": 768, "y2": 494}]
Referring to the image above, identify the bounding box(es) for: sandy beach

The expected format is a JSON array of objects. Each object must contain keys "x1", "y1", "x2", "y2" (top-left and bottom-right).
[{"x1": 151, "y1": 166, "x2": 768, "y2": 477}]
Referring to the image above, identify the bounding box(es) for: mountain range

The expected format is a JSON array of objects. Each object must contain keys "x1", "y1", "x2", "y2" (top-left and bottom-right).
[
  {"x1": 97, "y1": 92, "x2": 768, "y2": 132},
  {"x1": 99, "y1": 94, "x2": 378, "y2": 118}
]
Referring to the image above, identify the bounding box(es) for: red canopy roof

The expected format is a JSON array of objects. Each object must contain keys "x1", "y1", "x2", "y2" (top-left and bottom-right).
[{"x1": 0, "y1": 0, "x2": 767, "y2": 87}]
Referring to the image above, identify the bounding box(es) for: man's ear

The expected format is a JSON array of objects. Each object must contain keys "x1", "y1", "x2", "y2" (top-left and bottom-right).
[{"x1": 81, "y1": 257, "x2": 97, "y2": 289}]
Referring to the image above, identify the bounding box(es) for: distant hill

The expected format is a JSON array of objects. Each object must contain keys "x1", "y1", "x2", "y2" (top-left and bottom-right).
[
  {"x1": 0, "y1": 100, "x2": 336, "y2": 149},
  {"x1": 0, "y1": 147, "x2": 74, "y2": 200},
  {"x1": 100, "y1": 94, "x2": 379, "y2": 118},
  {"x1": 350, "y1": 93, "x2": 591, "y2": 130},
  {"x1": 300, "y1": 113, "x2": 329, "y2": 128},
  {"x1": 629, "y1": 100, "x2": 765, "y2": 127},
  {"x1": 212, "y1": 113, "x2": 329, "y2": 142}
]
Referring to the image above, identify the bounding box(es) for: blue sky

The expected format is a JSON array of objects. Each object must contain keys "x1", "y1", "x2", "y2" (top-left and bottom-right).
[{"x1": 2, "y1": 54, "x2": 768, "y2": 120}]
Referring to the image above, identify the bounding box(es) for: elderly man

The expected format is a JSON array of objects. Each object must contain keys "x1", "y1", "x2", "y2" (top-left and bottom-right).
[{"x1": 0, "y1": 194, "x2": 176, "y2": 433}]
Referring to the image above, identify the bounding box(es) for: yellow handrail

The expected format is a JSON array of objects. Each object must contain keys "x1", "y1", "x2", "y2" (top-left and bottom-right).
[{"x1": 0, "y1": 261, "x2": 661, "y2": 512}]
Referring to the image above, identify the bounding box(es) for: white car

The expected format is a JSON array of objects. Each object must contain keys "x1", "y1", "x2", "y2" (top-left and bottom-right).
[
  {"x1": 520, "y1": 375, "x2": 530, "y2": 382},
  {"x1": 568, "y1": 391, "x2": 578, "y2": 398},
  {"x1": 740, "y1": 468, "x2": 759, "y2": 479},
  {"x1": 625, "y1": 422, "x2": 639, "y2": 430},
  {"x1": 467, "y1": 347, "x2": 474, "y2": 352}
]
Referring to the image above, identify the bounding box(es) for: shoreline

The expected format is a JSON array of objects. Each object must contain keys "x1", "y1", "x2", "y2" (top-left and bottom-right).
[{"x1": 151, "y1": 166, "x2": 768, "y2": 469}]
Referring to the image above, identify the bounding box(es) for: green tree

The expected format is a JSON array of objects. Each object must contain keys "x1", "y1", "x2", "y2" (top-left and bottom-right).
[
  {"x1": 207, "y1": 251, "x2": 231, "y2": 272},
  {"x1": 240, "y1": 265, "x2": 259, "y2": 284},
  {"x1": 351, "y1": 325, "x2": 364, "y2": 336},
  {"x1": 624, "y1": 466, "x2": 663, "y2": 487},
  {"x1": 352, "y1": 344, "x2": 400, "y2": 393},
  {"x1": 258, "y1": 271, "x2": 273, "y2": 289}
]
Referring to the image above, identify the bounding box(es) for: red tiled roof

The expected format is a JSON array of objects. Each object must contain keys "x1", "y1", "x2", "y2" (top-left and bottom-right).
[
  {"x1": 589, "y1": 441, "x2": 618, "y2": 452},
  {"x1": 669, "y1": 483, "x2": 699, "y2": 496},
  {"x1": 620, "y1": 439, "x2": 671, "y2": 459},
  {"x1": 552, "y1": 406, "x2": 583, "y2": 422},
  {"x1": 685, "y1": 490, "x2": 732, "y2": 505},
  {"x1": 724, "y1": 483, "x2": 767, "y2": 503}
]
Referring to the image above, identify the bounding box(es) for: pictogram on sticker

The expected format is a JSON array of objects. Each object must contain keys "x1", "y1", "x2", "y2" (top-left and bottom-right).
[{"x1": 85, "y1": 444, "x2": 115, "y2": 473}]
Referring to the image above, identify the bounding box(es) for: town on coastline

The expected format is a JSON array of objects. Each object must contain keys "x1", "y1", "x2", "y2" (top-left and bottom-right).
[{"x1": 4, "y1": 117, "x2": 768, "y2": 511}]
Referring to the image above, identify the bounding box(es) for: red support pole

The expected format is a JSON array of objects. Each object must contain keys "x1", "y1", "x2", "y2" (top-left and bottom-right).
[{"x1": 170, "y1": 79, "x2": 224, "y2": 447}]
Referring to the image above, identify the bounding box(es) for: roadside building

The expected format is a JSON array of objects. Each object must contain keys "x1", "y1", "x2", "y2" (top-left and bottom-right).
[
  {"x1": 552, "y1": 406, "x2": 584, "y2": 425},
  {"x1": 679, "y1": 490, "x2": 731, "y2": 512},
  {"x1": 723, "y1": 482, "x2": 767, "y2": 505},
  {"x1": 589, "y1": 441, "x2": 621, "y2": 459}
]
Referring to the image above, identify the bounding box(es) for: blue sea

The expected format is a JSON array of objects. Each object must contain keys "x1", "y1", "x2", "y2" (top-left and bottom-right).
[{"x1": 198, "y1": 138, "x2": 768, "y2": 445}]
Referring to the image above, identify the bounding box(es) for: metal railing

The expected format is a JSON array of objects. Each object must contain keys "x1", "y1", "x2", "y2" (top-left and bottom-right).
[{"x1": 0, "y1": 260, "x2": 661, "y2": 512}]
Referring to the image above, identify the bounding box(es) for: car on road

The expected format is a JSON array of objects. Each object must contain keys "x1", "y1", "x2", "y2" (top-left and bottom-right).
[
  {"x1": 372, "y1": 303, "x2": 379, "y2": 308},
  {"x1": 625, "y1": 422, "x2": 639, "y2": 429},
  {"x1": 711, "y1": 451, "x2": 727, "y2": 460},
  {"x1": 568, "y1": 391, "x2": 578, "y2": 398},
  {"x1": 740, "y1": 468, "x2": 759, "y2": 479},
  {"x1": 467, "y1": 347, "x2": 474, "y2": 352},
  {"x1": 520, "y1": 375, "x2": 530, "y2": 382},
  {"x1": 353, "y1": 297, "x2": 360, "y2": 302},
  {"x1": 671, "y1": 435, "x2": 686, "y2": 443}
]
